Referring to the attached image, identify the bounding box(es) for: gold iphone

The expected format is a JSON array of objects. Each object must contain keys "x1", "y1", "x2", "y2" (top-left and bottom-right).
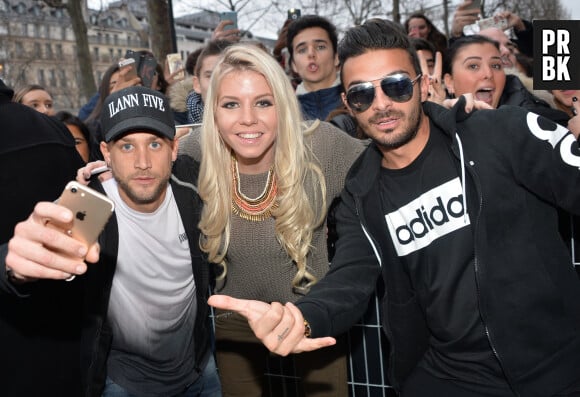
[{"x1": 56, "y1": 181, "x2": 115, "y2": 246}]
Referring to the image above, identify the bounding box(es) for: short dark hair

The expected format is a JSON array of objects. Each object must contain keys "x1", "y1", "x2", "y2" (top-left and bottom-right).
[
  {"x1": 185, "y1": 47, "x2": 203, "y2": 75},
  {"x1": 338, "y1": 19, "x2": 422, "y2": 87},
  {"x1": 443, "y1": 34, "x2": 500, "y2": 75},
  {"x1": 286, "y1": 15, "x2": 338, "y2": 65},
  {"x1": 411, "y1": 37, "x2": 436, "y2": 56},
  {"x1": 54, "y1": 111, "x2": 92, "y2": 144},
  {"x1": 54, "y1": 110, "x2": 98, "y2": 161},
  {"x1": 194, "y1": 40, "x2": 234, "y2": 77}
]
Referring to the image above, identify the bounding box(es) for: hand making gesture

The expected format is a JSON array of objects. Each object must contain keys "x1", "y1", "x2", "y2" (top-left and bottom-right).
[
  {"x1": 419, "y1": 50, "x2": 446, "y2": 105},
  {"x1": 208, "y1": 295, "x2": 336, "y2": 356}
]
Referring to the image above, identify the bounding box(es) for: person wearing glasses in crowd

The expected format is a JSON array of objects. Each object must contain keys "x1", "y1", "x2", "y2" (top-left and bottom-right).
[{"x1": 209, "y1": 19, "x2": 580, "y2": 396}]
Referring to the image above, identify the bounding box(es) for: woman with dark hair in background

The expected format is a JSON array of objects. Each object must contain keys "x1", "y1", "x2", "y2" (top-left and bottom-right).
[
  {"x1": 442, "y1": 35, "x2": 568, "y2": 125},
  {"x1": 54, "y1": 110, "x2": 98, "y2": 163},
  {"x1": 405, "y1": 12, "x2": 448, "y2": 54}
]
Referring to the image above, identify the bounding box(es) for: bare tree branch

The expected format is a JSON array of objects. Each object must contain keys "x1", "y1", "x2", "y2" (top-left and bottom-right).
[{"x1": 41, "y1": 0, "x2": 96, "y2": 101}]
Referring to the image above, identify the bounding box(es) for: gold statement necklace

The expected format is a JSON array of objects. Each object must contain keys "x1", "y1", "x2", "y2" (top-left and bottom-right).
[{"x1": 231, "y1": 157, "x2": 278, "y2": 222}]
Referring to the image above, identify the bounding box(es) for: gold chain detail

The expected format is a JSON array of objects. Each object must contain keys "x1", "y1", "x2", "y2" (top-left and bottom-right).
[{"x1": 231, "y1": 157, "x2": 278, "y2": 222}]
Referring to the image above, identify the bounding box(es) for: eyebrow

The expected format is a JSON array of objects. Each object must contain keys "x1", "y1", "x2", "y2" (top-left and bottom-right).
[
  {"x1": 462, "y1": 55, "x2": 502, "y2": 64},
  {"x1": 295, "y1": 39, "x2": 329, "y2": 49},
  {"x1": 219, "y1": 93, "x2": 274, "y2": 101},
  {"x1": 462, "y1": 56, "x2": 483, "y2": 63}
]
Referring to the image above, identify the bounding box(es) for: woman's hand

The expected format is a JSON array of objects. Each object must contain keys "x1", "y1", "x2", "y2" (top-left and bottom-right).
[
  {"x1": 76, "y1": 160, "x2": 110, "y2": 186},
  {"x1": 451, "y1": 0, "x2": 481, "y2": 38}
]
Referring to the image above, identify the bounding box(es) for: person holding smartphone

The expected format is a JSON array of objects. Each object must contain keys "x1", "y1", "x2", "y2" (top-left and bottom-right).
[
  {"x1": 3, "y1": 86, "x2": 221, "y2": 397},
  {"x1": 450, "y1": 0, "x2": 534, "y2": 59}
]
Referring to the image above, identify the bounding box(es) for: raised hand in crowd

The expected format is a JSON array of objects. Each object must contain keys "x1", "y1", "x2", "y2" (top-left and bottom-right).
[
  {"x1": 418, "y1": 50, "x2": 446, "y2": 105},
  {"x1": 110, "y1": 61, "x2": 142, "y2": 93},
  {"x1": 494, "y1": 11, "x2": 526, "y2": 33},
  {"x1": 211, "y1": 20, "x2": 241, "y2": 42},
  {"x1": 451, "y1": 0, "x2": 481, "y2": 38}
]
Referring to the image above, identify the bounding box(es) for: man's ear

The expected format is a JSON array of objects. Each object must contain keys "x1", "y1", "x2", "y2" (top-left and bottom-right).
[
  {"x1": 171, "y1": 138, "x2": 179, "y2": 161},
  {"x1": 192, "y1": 76, "x2": 201, "y2": 94},
  {"x1": 419, "y1": 74, "x2": 430, "y2": 102},
  {"x1": 334, "y1": 52, "x2": 339, "y2": 68},
  {"x1": 100, "y1": 141, "x2": 111, "y2": 164}
]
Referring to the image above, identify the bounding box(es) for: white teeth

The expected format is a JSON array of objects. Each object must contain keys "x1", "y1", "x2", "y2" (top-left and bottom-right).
[{"x1": 239, "y1": 133, "x2": 260, "y2": 139}]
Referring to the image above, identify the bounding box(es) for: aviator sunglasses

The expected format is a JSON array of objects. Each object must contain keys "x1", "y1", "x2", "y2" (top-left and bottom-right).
[{"x1": 345, "y1": 73, "x2": 422, "y2": 113}]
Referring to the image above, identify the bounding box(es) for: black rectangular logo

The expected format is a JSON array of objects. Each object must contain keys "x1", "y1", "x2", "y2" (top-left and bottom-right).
[{"x1": 533, "y1": 20, "x2": 580, "y2": 90}]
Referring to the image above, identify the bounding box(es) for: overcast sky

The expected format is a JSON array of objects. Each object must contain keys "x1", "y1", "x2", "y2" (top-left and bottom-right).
[
  {"x1": 89, "y1": 0, "x2": 580, "y2": 39},
  {"x1": 561, "y1": 0, "x2": 580, "y2": 19}
]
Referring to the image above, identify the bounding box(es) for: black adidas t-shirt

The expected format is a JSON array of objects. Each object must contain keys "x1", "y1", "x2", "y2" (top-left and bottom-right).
[{"x1": 379, "y1": 122, "x2": 510, "y2": 393}]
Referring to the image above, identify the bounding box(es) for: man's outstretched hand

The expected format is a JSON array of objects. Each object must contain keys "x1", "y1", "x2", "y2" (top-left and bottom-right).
[{"x1": 208, "y1": 295, "x2": 336, "y2": 356}]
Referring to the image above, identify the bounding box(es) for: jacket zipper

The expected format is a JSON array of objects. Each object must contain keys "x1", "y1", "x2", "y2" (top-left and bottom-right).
[{"x1": 463, "y1": 143, "x2": 519, "y2": 396}]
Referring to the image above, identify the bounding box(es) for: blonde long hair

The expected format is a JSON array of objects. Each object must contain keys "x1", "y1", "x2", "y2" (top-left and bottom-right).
[{"x1": 198, "y1": 43, "x2": 327, "y2": 292}]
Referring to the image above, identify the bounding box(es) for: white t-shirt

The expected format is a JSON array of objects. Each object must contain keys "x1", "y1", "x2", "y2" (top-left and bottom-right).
[{"x1": 102, "y1": 178, "x2": 198, "y2": 396}]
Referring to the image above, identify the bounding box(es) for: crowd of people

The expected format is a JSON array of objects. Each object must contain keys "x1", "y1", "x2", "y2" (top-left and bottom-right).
[{"x1": 2, "y1": 1, "x2": 580, "y2": 396}]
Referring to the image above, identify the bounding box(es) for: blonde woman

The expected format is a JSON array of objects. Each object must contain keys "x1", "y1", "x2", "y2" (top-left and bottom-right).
[{"x1": 192, "y1": 43, "x2": 366, "y2": 396}]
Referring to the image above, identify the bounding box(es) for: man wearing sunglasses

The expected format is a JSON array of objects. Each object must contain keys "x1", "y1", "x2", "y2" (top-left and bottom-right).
[{"x1": 209, "y1": 18, "x2": 580, "y2": 396}]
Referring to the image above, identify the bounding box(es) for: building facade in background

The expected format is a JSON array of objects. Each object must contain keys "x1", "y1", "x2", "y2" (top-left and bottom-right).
[{"x1": 0, "y1": 0, "x2": 273, "y2": 112}]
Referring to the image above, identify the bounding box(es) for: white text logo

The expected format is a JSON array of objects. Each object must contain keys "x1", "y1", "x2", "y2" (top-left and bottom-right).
[{"x1": 385, "y1": 178, "x2": 470, "y2": 256}]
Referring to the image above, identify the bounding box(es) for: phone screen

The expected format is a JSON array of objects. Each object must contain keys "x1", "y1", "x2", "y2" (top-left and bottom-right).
[
  {"x1": 167, "y1": 53, "x2": 185, "y2": 81},
  {"x1": 465, "y1": 0, "x2": 481, "y2": 10},
  {"x1": 119, "y1": 58, "x2": 138, "y2": 80},
  {"x1": 288, "y1": 9, "x2": 301, "y2": 20},
  {"x1": 139, "y1": 56, "x2": 158, "y2": 88},
  {"x1": 220, "y1": 11, "x2": 238, "y2": 31}
]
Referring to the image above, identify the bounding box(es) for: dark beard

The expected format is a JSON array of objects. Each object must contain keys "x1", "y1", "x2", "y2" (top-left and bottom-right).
[
  {"x1": 372, "y1": 98, "x2": 423, "y2": 150},
  {"x1": 114, "y1": 174, "x2": 170, "y2": 207}
]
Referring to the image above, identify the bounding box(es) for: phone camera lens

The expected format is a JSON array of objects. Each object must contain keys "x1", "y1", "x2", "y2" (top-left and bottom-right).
[{"x1": 71, "y1": 187, "x2": 78, "y2": 193}]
